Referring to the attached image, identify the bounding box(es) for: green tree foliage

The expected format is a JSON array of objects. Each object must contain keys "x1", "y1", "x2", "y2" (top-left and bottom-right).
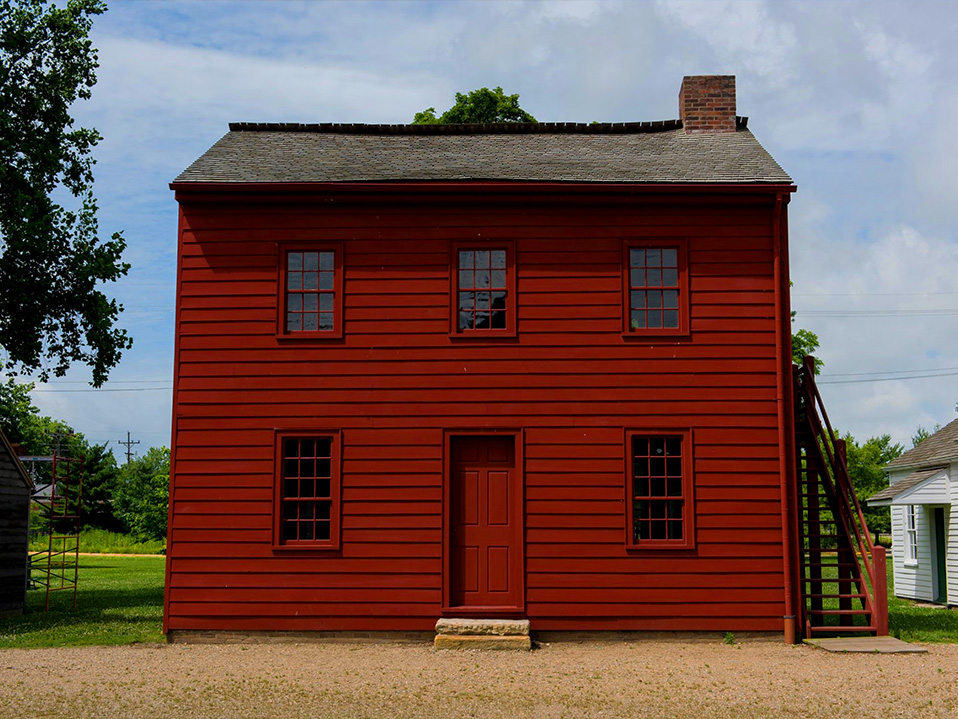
[
  {"x1": 843, "y1": 433, "x2": 903, "y2": 544},
  {"x1": 78, "y1": 441, "x2": 123, "y2": 532},
  {"x1": 114, "y1": 447, "x2": 170, "y2": 541},
  {"x1": 413, "y1": 86, "x2": 537, "y2": 125},
  {"x1": 0, "y1": 0, "x2": 131, "y2": 387},
  {"x1": 1, "y1": 378, "x2": 122, "y2": 530},
  {"x1": 911, "y1": 424, "x2": 941, "y2": 447}
]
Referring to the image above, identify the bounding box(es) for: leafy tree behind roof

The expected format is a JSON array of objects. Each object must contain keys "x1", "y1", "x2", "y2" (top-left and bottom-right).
[
  {"x1": 0, "y1": 0, "x2": 131, "y2": 387},
  {"x1": 413, "y1": 86, "x2": 537, "y2": 125}
]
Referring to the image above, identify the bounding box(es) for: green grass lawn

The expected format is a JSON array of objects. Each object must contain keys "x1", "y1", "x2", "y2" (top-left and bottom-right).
[
  {"x1": 0, "y1": 555, "x2": 165, "y2": 649},
  {"x1": 1, "y1": 553, "x2": 956, "y2": 649},
  {"x1": 887, "y1": 557, "x2": 958, "y2": 643}
]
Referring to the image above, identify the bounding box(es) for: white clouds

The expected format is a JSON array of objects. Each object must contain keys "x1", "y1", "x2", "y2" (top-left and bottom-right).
[{"x1": 19, "y1": 0, "x2": 958, "y2": 456}]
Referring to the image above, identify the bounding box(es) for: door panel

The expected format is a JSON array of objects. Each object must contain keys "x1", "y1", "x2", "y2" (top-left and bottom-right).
[{"x1": 450, "y1": 436, "x2": 521, "y2": 609}]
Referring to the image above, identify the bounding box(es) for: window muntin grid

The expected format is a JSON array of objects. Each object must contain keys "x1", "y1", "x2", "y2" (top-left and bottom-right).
[
  {"x1": 280, "y1": 437, "x2": 333, "y2": 543},
  {"x1": 286, "y1": 251, "x2": 335, "y2": 332},
  {"x1": 628, "y1": 247, "x2": 679, "y2": 330},
  {"x1": 457, "y1": 249, "x2": 508, "y2": 331},
  {"x1": 906, "y1": 505, "x2": 918, "y2": 563},
  {"x1": 632, "y1": 435, "x2": 685, "y2": 542}
]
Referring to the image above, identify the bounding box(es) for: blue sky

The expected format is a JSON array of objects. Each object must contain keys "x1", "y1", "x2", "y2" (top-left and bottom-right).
[{"x1": 19, "y1": 0, "x2": 958, "y2": 455}]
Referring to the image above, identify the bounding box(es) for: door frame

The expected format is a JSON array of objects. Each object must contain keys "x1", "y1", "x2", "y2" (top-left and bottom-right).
[
  {"x1": 931, "y1": 506, "x2": 949, "y2": 604},
  {"x1": 441, "y1": 428, "x2": 525, "y2": 615}
]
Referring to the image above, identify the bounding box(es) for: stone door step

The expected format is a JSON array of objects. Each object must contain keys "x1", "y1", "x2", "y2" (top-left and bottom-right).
[
  {"x1": 805, "y1": 636, "x2": 927, "y2": 653},
  {"x1": 434, "y1": 618, "x2": 532, "y2": 650}
]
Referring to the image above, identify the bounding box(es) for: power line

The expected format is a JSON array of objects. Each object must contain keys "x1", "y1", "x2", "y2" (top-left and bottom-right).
[
  {"x1": 797, "y1": 309, "x2": 958, "y2": 317},
  {"x1": 819, "y1": 370, "x2": 958, "y2": 385},
  {"x1": 31, "y1": 386, "x2": 172, "y2": 393}
]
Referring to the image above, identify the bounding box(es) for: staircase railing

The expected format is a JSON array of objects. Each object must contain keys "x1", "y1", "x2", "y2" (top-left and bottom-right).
[{"x1": 794, "y1": 355, "x2": 888, "y2": 636}]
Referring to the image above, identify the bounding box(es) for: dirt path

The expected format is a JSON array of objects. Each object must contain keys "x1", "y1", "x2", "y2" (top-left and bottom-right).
[{"x1": 1, "y1": 639, "x2": 955, "y2": 718}]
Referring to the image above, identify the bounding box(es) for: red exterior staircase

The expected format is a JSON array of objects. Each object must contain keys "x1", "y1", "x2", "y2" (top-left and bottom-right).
[{"x1": 794, "y1": 356, "x2": 889, "y2": 638}]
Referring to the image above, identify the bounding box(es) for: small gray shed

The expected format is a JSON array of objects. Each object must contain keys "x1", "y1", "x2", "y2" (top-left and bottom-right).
[{"x1": 0, "y1": 428, "x2": 33, "y2": 617}]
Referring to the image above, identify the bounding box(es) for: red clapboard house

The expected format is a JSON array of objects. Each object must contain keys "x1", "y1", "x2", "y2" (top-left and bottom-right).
[{"x1": 166, "y1": 75, "x2": 887, "y2": 642}]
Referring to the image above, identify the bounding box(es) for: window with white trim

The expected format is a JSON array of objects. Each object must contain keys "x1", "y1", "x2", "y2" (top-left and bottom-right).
[{"x1": 905, "y1": 505, "x2": 918, "y2": 564}]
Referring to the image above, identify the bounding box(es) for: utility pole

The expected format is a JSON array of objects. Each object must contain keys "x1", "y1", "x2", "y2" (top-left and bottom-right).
[{"x1": 119, "y1": 432, "x2": 140, "y2": 465}]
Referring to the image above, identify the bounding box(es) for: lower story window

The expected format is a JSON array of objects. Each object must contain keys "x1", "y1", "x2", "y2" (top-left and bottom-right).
[
  {"x1": 905, "y1": 505, "x2": 918, "y2": 563},
  {"x1": 275, "y1": 433, "x2": 340, "y2": 548},
  {"x1": 627, "y1": 430, "x2": 694, "y2": 549}
]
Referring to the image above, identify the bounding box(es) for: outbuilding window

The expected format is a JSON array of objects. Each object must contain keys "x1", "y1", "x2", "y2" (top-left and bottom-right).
[
  {"x1": 278, "y1": 243, "x2": 344, "y2": 338},
  {"x1": 905, "y1": 505, "x2": 918, "y2": 564},
  {"x1": 273, "y1": 431, "x2": 341, "y2": 549},
  {"x1": 622, "y1": 240, "x2": 689, "y2": 337},
  {"x1": 626, "y1": 430, "x2": 695, "y2": 550},
  {"x1": 450, "y1": 242, "x2": 517, "y2": 337}
]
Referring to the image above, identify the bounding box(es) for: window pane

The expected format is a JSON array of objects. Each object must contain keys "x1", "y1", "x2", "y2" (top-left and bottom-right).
[
  {"x1": 318, "y1": 313, "x2": 333, "y2": 331},
  {"x1": 476, "y1": 251, "x2": 491, "y2": 269},
  {"x1": 631, "y1": 311, "x2": 646, "y2": 330},
  {"x1": 630, "y1": 269, "x2": 645, "y2": 288},
  {"x1": 287, "y1": 295, "x2": 302, "y2": 312},
  {"x1": 491, "y1": 309, "x2": 506, "y2": 329},
  {"x1": 662, "y1": 249, "x2": 677, "y2": 267},
  {"x1": 288, "y1": 272, "x2": 302, "y2": 291},
  {"x1": 303, "y1": 294, "x2": 317, "y2": 312},
  {"x1": 646, "y1": 249, "x2": 661, "y2": 266},
  {"x1": 668, "y1": 520, "x2": 683, "y2": 540},
  {"x1": 286, "y1": 313, "x2": 301, "y2": 331},
  {"x1": 664, "y1": 310, "x2": 679, "y2": 328},
  {"x1": 315, "y1": 521, "x2": 330, "y2": 541},
  {"x1": 459, "y1": 270, "x2": 473, "y2": 288},
  {"x1": 304, "y1": 252, "x2": 318, "y2": 271},
  {"x1": 663, "y1": 269, "x2": 678, "y2": 287},
  {"x1": 630, "y1": 290, "x2": 646, "y2": 309},
  {"x1": 300, "y1": 477, "x2": 315, "y2": 498},
  {"x1": 667, "y1": 476, "x2": 682, "y2": 497},
  {"x1": 459, "y1": 311, "x2": 473, "y2": 330},
  {"x1": 316, "y1": 458, "x2": 331, "y2": 477},
  {"x1": 459, "y1": 291, "x2": 474, "y2": 311},
  {"x1": 319, "y1": 252, "x2": 334, "y2": 271},
  {"x1": 302, "y1": 314, "x2": 316, "y2": 331},
  {"x1": 648, "y1": 311, "x2": 663, "y2": 328},
  {"x1": 667, "y1": 500, "x2": 683, "y2": 519},
  {"x1": 459, "y1": 251, "x2": 474, "y2": 269},
  {"x1": 316, "y1": 478, "x2": 331, "y2": 498},
  {"x1": 475, "y1": 292, "x2": 490, "y2": 309},
  {"x1": 647, "y1": 268, "x2": 662, "y2": 287},
  {"x1": 320, "y1": 293, "x2": 333, "y2": 311},
  {"x1": 475, "y1": 270, "x2": 490, "y2": 288},
  {"x1": 633, "y1": 456, "x2": 649, "y2": 477},
  {"x1": 318, "y1": 272, "x2": 333, "y2": 290},
  {"x1": 648, "y1": 291, "x2": 662, "y2": 309},
  {"x1": 633, "y1": 476, "x2": 649, "y2": 497},
  {"x1": 317, "y1": 502, "x2": 331, "y2": 520},
  {"x1": 635, "y1": 500, "x2": 650, "y2": 520},
  {"x1": 300, "y1": 521, "x2": 314, "y2": 540},
  {"x1": 491, "y1": 250, "x2": 506, "y2": 269},
  {"x1": 651, "y1": 521, "x2": 667, "y2": 540},
  {"x1": 303, "y1": 272, "x2": 318, "y2": 290},
  {"x1": 282, "y1": 521, "x2": 297, "y2": 541},
  {"x1": 663, "y1": 290, "x2": 678, "y2": 309},
  {"x1": 475, "y1": 311, "x2": 490, "y2": 328},
  {"x1": 651, "y1": 476, "x2": 666, "y2": 497},
  {"x1": 650, "y1": 456, "x2": 666, "y2": 477},
  {"x1": 491, "y1": 269, "x2": 506, "y2": 288},
  {"x1": 288, "y1": 252, "x2": 303, "y2": 271},
  {"x1": 630, "y1": 249, "x2": 646, "y2": 268}
]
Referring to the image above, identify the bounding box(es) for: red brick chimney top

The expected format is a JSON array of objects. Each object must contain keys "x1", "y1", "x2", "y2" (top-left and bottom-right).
[{"x1": 679, "y1": 75, "x2": 737, "y2": 134}]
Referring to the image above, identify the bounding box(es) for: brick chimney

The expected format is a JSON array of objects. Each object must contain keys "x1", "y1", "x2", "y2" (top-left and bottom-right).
[{"x1": 678, "y1": 75, "x2": 736, "y2": 133}]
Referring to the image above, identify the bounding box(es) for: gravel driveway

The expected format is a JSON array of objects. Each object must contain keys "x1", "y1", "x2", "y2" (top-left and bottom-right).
[{"x1": 1, "y1": 639, "x2": 955, "y2": 718}]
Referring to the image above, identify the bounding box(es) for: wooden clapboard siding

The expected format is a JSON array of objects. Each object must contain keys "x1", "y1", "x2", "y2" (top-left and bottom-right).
[
  {"x1": 166, "y1": 189, "x2": 790, "y2": 633},
  {"x1": 0, "y1": 434, "x2": 31, "y2": 617}
]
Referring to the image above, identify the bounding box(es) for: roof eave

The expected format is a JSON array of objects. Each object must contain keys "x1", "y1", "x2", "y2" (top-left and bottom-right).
[{"x1": 170, "y1": 180, "x2": 798, "y2": 195}]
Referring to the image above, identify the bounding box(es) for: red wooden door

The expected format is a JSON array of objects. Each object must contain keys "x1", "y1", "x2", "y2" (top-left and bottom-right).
[{"x1": 450, "y1": 436, "x2": 521, "y2": 609}]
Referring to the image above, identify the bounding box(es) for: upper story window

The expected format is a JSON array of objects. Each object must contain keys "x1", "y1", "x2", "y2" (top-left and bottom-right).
[
  {"x1": 626, "y1": 430, "x2": 695, "y2": 550},
  {"x1": 450, "y1": 241, "x2": 516, "y2": 337},
  {"x1": 273, "y1": 432, "x2": 341, "y2": 550},
  {"x1": 278, "y1": 243, "x2": 343, "y2": 339},
  {"x1": 622, "y1": 240, "x2": 689, "y2": 337}
]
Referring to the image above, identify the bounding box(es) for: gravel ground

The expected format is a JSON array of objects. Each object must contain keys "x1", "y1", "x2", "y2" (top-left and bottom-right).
[{"x1": 1, "y1": 639, "x2": 956, "y2": 719}]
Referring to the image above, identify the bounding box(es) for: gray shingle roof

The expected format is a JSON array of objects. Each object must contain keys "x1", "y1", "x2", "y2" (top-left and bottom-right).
[
  {"x1": 867, "y1": 467, "x2": 947, "y2": 504},
  {"x1": 886, "y1": 417, "x2": 958, "y2": 469},
  {"x1": 173, "y1": 121, "x2": 792, "y2": 185}
]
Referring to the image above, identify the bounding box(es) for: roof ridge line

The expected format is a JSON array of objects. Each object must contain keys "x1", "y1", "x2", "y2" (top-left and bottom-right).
[{"x1": 226, "y1": 119, "x2": 702, "y2": 135}]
